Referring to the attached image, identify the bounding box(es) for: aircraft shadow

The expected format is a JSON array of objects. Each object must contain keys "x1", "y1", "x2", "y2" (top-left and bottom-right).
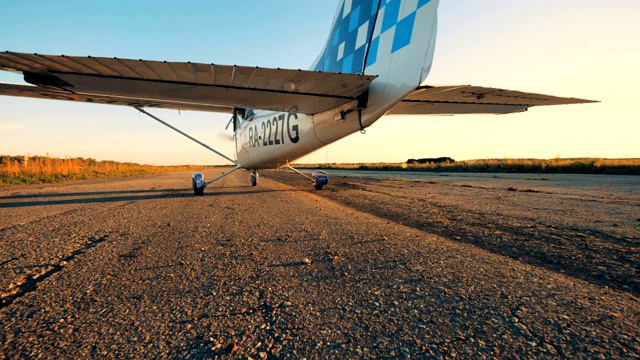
[
  {"x1": 0, "y1": 188, "x2": 185, "y2": 200},
  {"x1": 0, "y1": 188, "x2": 281, "y2": 208}
]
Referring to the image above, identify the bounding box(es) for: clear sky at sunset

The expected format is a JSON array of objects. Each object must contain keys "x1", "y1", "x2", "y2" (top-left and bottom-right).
[{"x1": 1, "y1": 1, "x2": 638, "y2": 165}]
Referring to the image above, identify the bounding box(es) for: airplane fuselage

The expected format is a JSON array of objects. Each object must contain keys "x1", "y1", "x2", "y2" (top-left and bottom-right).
[{"x1": 236, "y1": 108, "x2": 363, "y2": 169}]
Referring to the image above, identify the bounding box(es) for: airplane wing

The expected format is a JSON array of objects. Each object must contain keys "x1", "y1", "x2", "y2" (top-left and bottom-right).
[
  {"x1": 0, "y1": 82, "x2": 234, "y2": 113},
  {"x1": 0, "y1": 51, "x2": 375, "y2": 115},
  {"x1": 387, "y1": 85, "x2": 598, "y2": 115}
]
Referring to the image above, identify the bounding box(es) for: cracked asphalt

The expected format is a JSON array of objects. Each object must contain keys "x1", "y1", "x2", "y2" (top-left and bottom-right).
[{"x1": 0, "y1": 170, "x2": 638, "y2": 359}]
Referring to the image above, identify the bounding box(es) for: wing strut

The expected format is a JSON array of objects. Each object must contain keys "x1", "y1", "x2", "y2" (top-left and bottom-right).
[{"x1": 133, "y1": 106, "x2": 237, "y2": 165}]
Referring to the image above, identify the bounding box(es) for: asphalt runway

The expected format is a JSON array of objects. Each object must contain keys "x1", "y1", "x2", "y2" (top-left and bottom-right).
[
  {"x1": 311, "y1": 170, "x2": 640, "y2": 201},
  {"x1": 1, "y1": 170, "x2": 638, "y2": 358}
]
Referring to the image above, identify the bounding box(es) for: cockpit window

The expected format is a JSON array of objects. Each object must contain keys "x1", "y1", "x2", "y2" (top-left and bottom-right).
[{"x1": 236, "y1": 108, "x2": 255, "y2": 124}]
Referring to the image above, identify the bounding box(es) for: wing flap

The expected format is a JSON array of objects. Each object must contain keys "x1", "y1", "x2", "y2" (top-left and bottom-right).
[
  {"x1": 388, "y1": 85, "x2": 597, "y2": 115},
  {"x1": 0, "y1": 51, "x2": 376, "y2": 114}
]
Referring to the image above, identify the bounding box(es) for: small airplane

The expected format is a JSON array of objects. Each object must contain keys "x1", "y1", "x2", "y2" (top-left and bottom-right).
[{"x1": 0, "y1": 0, "x2": 595, "y2": 195}]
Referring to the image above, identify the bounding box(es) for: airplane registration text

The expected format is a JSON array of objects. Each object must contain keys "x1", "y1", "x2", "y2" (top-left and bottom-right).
[{"x1": 248, "y1": 113, "x2": 300, "y2": 148}]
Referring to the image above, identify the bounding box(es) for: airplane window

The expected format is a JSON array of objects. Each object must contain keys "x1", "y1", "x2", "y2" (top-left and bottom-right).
[{"x1": 234, "y1": 109, "x2": 247, "y2": 125}]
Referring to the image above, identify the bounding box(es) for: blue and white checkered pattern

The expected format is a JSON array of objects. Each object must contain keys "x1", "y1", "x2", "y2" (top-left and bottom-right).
[{"x1": 314, "y1": 0, "x2": 432, "y2": 74}]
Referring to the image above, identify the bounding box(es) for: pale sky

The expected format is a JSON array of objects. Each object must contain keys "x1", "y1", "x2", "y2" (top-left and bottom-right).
[{"x1": 1, "y1": 1, "x2": 638, "y2": 165}]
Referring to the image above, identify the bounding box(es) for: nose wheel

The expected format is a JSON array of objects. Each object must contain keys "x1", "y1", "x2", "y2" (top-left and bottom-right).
[{"x1": 251, "y1": 170, "x2": 258, "y2": 186}]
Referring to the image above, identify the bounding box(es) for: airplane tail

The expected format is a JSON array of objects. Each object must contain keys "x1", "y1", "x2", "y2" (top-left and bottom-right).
[{"x1": 312, "y1": 0, "x2": 439, "y2": 125}]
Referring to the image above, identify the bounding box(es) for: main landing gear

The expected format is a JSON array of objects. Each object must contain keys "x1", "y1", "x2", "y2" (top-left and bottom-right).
[
  {"x1": 285, "y1": 164, "x2": 329, "y2": 190},
  {"x1": 133, "y1": 107, "x2": 329, "y2": 194},
  {"x1": 312, "y1": 170, "x2": 329, "y2": 190},
  {"x1": 192, "y1": 172, "x2": 206, "y2": 195},
  {"x1": 134, "y1": 106, "x2": 241, "y2": 196}
]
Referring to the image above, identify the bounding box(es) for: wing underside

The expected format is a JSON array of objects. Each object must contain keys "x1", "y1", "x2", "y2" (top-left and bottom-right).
[
  {"x1": 0, "y1": 51, "x2": 375, "y2": 115},
  {"x1": 0, "y1": 52, "x2": 596, "y2": 116},
  {"x1": 388, "y1": 85, "x2": 597, "y2": 115},
  {"x1": 0, "y1": 82, "x2": 234, "y2": 113}
]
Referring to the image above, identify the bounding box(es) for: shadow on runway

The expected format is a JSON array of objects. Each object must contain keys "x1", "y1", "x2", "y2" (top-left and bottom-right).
[
  {"x1": 0, "y1": 185, "x2": 262, "y2": 200},
  {"x1": 0, "y1": 188, "x2": 284, "y2": 208},
  {"x1": 1, "y1": 188, "x2": 186, "y2": 200}
]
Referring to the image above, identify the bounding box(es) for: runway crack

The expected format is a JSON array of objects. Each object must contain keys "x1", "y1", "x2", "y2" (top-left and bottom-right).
[
  {"x1": 0, "y1": 255, "x2": 23, "y2": 267},
  {"x1": 0, "y1": 234, "x2": 109, "y2": 309}
]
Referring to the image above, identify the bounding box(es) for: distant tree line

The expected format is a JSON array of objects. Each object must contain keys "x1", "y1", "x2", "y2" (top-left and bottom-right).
[{"x1": 405, "y1": 157, "x2": 455, "y2": 165}]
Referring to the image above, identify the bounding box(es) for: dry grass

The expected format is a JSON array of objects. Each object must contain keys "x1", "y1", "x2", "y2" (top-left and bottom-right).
[
  {"x1": 508, "y1": 186, "x2": 541, "y2": 193},
  {"x1": 296, "y1": 158, "x2": 640, "y2": 175},
  {"x1": 0, "y1": 155, "x2": 209, "y2": 186}
]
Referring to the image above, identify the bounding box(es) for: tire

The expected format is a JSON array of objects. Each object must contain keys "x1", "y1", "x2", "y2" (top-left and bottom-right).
[{"x1": 194, "y1": 188, "x2": 204, "y2": 196}]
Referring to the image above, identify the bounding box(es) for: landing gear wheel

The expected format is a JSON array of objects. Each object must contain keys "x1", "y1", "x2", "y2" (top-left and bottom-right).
[
  {"x1": 192, "y1": 172, "x2": 206, "y2": 196},
  {"x1": 251, "y1": 171, "x2": 258, "y2": 186},
  {"x1": 312, "y1": 170, "x2": 328, "y2": 191}
]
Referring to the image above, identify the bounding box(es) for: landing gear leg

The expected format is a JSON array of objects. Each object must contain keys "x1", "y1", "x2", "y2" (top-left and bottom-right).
[
  {"x1": 284, "y1": 163, "x2": 329, "y2": 190},
  {"x1": 190, "y1": 166, "x2": 243, "y2": 195},
  {"x1": 251, "y1": 170, "x2": 258, "y2": 186},
  {"x1": 133, "y1": 106, "x2": 239, "y2": 195}
]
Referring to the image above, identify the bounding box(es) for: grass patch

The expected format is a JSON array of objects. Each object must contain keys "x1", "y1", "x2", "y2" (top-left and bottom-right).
[
  {"x1": 1, "y1": 155, "x2": 210, "y2": 186},
  {"x1": 508, "y1": 186, "x2": 541, "y2": 193},
  {"x1": 457, "y1": 184, "x2": 493, "y2": 190},
  {"x1": 425, "y1": 217, "x2": 449, "y2": 226}
]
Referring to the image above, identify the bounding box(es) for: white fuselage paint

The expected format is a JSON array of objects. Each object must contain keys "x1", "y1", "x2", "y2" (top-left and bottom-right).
[{"x1": 236, "y1": 108, "x2": 364, "y2": 169}]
